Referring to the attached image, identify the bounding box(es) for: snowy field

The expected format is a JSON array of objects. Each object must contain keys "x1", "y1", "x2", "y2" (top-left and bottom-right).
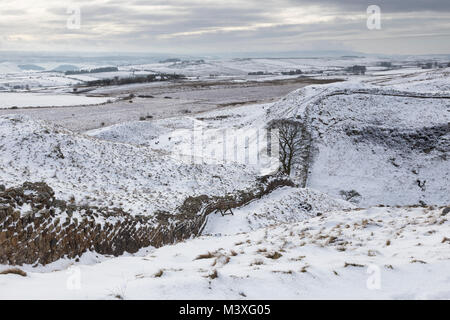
[
  {"x1": 0, "y1": 79, "x2": 319, "y2": 132},
  {"x1": 1, "y1": 205, "x2": 448, "y2": 299},
  {"x1": 0, "y1": 92, "x2": 110, "y2": 109},
  {"x1": 0, "y1": 114, "x2": 261, "y2": 215},
  {"x1": 1, "y1": 55, "x2": 447, "y2": 94}
]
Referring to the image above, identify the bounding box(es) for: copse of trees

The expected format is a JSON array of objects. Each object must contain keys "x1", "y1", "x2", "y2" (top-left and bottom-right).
[
  {"x1": 84, "y1": 73, "x2": 186, "y2": 87},
  {"x1": 281, "y1": 69, "x2": 302, "y2": 75},
  {"x1": 347, "y1": 65, "x2": 366, "y2": 75},
  {"x1": 65, "y1": 67, "x2": 119, "y2": 75},
  {"x1": 379, "y1": 62, "x2": 392, "y2": 68}
]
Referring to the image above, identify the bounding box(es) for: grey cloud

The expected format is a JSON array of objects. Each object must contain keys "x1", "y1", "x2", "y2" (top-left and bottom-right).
[
  {"x1": 2, "y1": 0, "x2": 450, "y2": 54},
  {"x1": 0, "y1": 9, "x2": 27, "y2": 16},
  {"x1": 286, "y1": 0, "x2": 450, "y2": 12}
]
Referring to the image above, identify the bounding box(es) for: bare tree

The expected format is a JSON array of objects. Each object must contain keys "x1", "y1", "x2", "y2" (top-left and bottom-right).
[{"x1": 268, "y1": 119, "x2": 304, "y2": 176}]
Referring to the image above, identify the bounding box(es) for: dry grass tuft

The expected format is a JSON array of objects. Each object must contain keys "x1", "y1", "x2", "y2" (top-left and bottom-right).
[
  {"x1": 411, "y1": 259, "x2": 427, "y2": 264},
  {"x1": 273, "y1": 270, "x2": 293, "y2": 274},
  {"x1": 212, "y1": 255, "x2": 230, "y2": 267},
  {"x1": 154, "y1": 269, "x2": 164, "y2": 278},
  {"x1": 326, "y1": 236, "x2": 338, "y2": 245},
  {"x1": 195, "y1": 252, "x2": 216, "y2": 260},
  {"x1": 208, "y1": 270, "x2": 218, "y2": 279},
  {"x1": 344, "y1": 262, "x2": 365, "y2": 268},
  {"x1": 289, "y1": 255, "x2": 306, "y2": 261},
  {"x1": 266, "y1": 252, "x2": 283, "y2": 260},
  {"x1": 0, "y1": 268, "x2": 27, "y2": 277},
  {"x1": 250, "y1": 259, "x2": 264, "y2": 266}
]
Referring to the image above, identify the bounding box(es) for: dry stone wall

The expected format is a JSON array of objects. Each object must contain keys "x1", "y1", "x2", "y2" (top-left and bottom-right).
[{"x1": 0, "y1": 177, "x2": 294, "y2": 265}]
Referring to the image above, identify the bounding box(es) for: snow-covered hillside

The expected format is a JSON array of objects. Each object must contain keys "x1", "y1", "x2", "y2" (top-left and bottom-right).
[
  {"x1": 368, "y1": 67, "x2": 450, "y2": 94},
  {"x1": 1, "y1": 205, "x2": 448, "y2": 299},
  {"x1": 0, "y1": 64, "x2": 449, "y2": 300},
  {"x1": 269, "y1": 71, "x2": 450, "y2": 206},
  {"x1": 0, "y1": 114, "x2": 261, "y2": 215},
  {"x1": 0, "y1": 92, "x2": 109, "y2": 109},
  {"x1": 2, "y1": 55, "x2": 443, "y2": 94},
  {"x1": 87, "y1": 68, "x2": 450, "y2": 207}
]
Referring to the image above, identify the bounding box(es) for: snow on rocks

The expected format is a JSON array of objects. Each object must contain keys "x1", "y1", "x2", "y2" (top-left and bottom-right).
[
  {"x1": 86, "y1": 120, "x2": 168, "y2": 146},
  {"x1": 0, "y1": 92, "x2": 110, "y2": 109},
  {"x1": 368, "y1": 67, "x2": 450, "y2": 94}
]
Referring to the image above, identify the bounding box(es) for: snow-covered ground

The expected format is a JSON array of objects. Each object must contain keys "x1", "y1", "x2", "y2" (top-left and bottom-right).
[
  {"x1": 268, "y1": 71, "x2": 450, "y2": 206},
  {"x1": 0, "y1": 92, "x2": 110, "y2": 108},
  {"x1": 86, "y1": 68, "x2": 450, "y2": 207},
  {"x1": 367, "y1": 67, "x2": 450, "y2": 94},
  {"x1": 1, "y1": 205, "x2": 448, "y2": 299}
]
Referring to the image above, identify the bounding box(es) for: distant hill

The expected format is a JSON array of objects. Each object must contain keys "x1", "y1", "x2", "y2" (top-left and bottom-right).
[
  {"x1": 52, "y1": 64, "x2": 79, "y2": 72},
  {"x1": 18, "y1": 64, "x2": 45, "y2": 71}
]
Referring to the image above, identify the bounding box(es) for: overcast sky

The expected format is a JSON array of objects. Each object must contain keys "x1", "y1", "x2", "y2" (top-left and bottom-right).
[{"x1": 1, "y1": 0, "x2": 449, "y2": 55}]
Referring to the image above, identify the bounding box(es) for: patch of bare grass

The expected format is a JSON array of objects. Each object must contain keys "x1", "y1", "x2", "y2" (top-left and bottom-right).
[
  {"x1": 195, "y1": 252, "x2": 216, "y2": 260},
  {"x1": 266, "y1": 252, "x2": 283, "y2": 260},
  {"x1": 344, "y1": 262, "x2": 365, "y2": 268},
  {"x1": 0, "y1": 268, "x2": 27, "y2": 277},
  {"x1": 154, "y1": 269, "x2": 164, "y2": 278},
  {"x1": 250, "y1": 259, "x2": 264, "y2": 266},
  {"x1": 207, "y1": 270, "x2": 218, "y2": 279}
]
